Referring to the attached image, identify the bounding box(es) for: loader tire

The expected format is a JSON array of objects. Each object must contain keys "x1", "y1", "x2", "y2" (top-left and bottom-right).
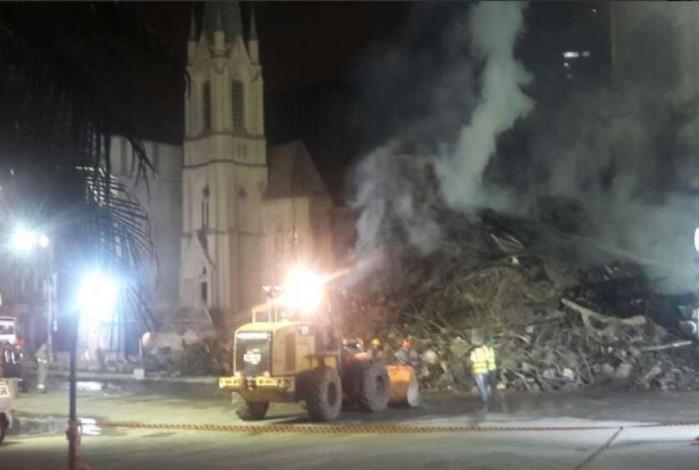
[
  {"x1": 233, "y1": 394, "x2": 269, "y2": 421},
  {"x1": 305, "y1": 366, "x2": 342, "y2": 422},
  {"x1": 354, "y1": 362, "x2": 390, "y2": 412}
]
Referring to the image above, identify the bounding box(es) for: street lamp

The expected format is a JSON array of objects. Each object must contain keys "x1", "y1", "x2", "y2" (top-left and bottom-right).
[
  {"x1": 9, "y1": 224, "x2": 50, "y2": 254},
  {"x1": 77, "y1": 271, "x2": 118, "y2": 321},
  {"x1": 7, "y1": 223, "x2": 56, "y2": 363},
  {"x1": 67, "y1": 268, "x2": 119, "y2": 468}
]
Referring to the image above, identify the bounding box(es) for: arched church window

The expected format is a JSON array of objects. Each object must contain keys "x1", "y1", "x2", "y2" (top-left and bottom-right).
[
  {"x1": 232, "y1": 80, "x2": 244, "y2": 131},
  {"x1": 202, "y1": 81, "x2": 212, "y2": 131},
  {"x1": 201, "y1": 185, "x2": 210, "y2": 229}
]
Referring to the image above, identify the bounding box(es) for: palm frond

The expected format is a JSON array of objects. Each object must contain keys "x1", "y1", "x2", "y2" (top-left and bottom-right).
[{"x1": 0, "y1": 3, "x2": 183, "y2": 345}]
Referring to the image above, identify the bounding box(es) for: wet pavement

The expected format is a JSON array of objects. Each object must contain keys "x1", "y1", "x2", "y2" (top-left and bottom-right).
[
  {"x1": 3, "y1": 382, "x2": 699, "y2": 469},
  {"x1": 11, "y1": 380, "x2": 699, "y2": 428}
]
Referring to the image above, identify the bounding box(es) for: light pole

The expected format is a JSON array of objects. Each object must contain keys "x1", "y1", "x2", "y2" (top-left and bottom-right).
[
  {"x1": 9, "y1": 224, "x2": 121, "y2": 468},
  {"x1": 9, "y1": 224, "x2": 53, "y2": 359},
  {"x1": 68, "y1": 269, "x2": 118, "y2": 468}
]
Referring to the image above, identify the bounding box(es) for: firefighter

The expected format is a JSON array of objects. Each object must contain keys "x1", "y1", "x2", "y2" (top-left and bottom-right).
[
  {"x1": 484, "y1": 336, "x2": 497, "y2": 393},
  {"x1": 469, "y1": 336, "x2": 490, "y2": 403},
  {"x1": 394, "y1": 336, "x2": 419, "y2": 368}
]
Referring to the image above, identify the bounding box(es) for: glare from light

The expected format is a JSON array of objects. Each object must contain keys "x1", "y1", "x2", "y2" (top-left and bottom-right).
[
  {"x1": 563, "y1": 51, "x2": 580, "y2": 59},
  {"x1": 77, "y1": 271, "x2": 119, "y2": 321},
  {"x1": 9, "y1": 224, "x2": 49, "y2": 253},
  {"x1": 694, "y1": 227, "x2": 699, "y2": 252},
  {"x1": 37, "y1": 234, "x2": 50, "y2": 248},
  {"x1": 279, "y1": 265, "x2": 325, "y2": 313},
  {"x1": 10, "y1": 225, "x2": 37, "y2": 253}
]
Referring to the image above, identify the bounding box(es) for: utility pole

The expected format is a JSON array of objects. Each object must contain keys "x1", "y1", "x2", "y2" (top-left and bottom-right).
[
  {"x1": 45, "y1": 244, "x2": 57, "y2": 363},
  {"x1": 67, "y1": 318, "x2": 78, "y2": 469}
]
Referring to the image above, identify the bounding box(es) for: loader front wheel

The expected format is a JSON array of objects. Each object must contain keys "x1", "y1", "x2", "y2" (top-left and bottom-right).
[
  {"x1": 233, "y1": 395, "x2": 269, "y2": 421},
  {"x1": 305, "y1": 366, "x2": 342, "y2": 422}
]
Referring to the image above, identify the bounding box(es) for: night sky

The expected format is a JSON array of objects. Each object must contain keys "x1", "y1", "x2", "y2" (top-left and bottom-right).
[
  {"x1": 128, "y1": 2, "x2": 606, "y2": 197},
  {"x1": 135, "y1": 3, "x2": 604, "y2": 123},
  {"x1": 130, "y1": 2, "x2": 411, "y2": 142},
  {"x1": 0, "y1": 2, "x2": 606, "y2": 199}
]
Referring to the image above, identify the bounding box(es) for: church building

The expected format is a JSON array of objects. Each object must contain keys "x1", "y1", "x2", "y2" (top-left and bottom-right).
[{"x1": 112, "y1": 1, "x2": 335, "y2": 329}]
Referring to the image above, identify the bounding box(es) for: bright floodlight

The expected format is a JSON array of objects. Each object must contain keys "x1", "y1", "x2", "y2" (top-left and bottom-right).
[
  {"x1": 694, "y1": 228, "x2": 699, "y2": 252},
  {"x1": 10, "y1": 224, "x2": 49, "y2": 253},
  {"x1": 77, "y1": 271, "x2": 119, "y2": 321},
  {"x1": 10, "y1": 224, "x2": 37, "y2": 253},
  {"x1": 280, "y1": 265, "x2": 325, "y2": 313},
  {"x1": 37, "y1": 234, "x2": 50, "y2": 249}
]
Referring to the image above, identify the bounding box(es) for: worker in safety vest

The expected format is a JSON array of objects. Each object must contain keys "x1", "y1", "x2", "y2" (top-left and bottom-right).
[
  {"x1": 469, "y1": 336, "x2": 490, "y2": 403},
  {"x1": 484, "y1": 338, "x2": 497, "y2": 393}
]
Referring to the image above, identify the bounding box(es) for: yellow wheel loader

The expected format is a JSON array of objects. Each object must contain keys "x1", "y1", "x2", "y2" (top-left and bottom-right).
[{"x1": 218, "y1": 267, "x2": 418, "y2": 422}]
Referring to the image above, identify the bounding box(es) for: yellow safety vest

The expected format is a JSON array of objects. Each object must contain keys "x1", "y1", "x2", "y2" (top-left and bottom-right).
[
  {"x1": 470, "y1": 346, "x2": 489, "y2": 375},
  {"x1": 485, "y1": 345, "x2": 496, "y2": 372}
]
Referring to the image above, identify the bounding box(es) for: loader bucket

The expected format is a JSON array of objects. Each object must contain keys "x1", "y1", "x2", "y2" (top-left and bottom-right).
[{"x1": 386, "y1": 364, "x2": 420, "y2": 407}]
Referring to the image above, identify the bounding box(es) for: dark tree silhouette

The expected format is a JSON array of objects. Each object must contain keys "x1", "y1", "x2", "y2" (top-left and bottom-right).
[{"x1": 0, "y1": 2, "x2": 184, "y2": 348}]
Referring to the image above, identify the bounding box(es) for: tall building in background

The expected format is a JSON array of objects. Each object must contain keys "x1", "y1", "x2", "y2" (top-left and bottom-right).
[
  {"x1": 610, "y1": 2, "x2": 699, "y2": 191},
  {"x1": 611, "y1": 2, "x2": 699, "y2": 103}
]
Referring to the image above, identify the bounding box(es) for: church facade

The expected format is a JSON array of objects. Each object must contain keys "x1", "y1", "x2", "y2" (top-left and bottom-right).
[{"x1": 113, "y1": 1, "x2": 335, "y2": 329}]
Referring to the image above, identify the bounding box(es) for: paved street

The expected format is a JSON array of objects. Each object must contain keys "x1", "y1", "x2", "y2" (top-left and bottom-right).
[{"x1": 2, "y1": 382, "x2": 699, "y2": 469}]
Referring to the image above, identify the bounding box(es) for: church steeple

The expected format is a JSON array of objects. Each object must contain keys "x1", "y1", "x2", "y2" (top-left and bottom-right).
[
  {"x1": 248, "y1": 7, "x2": 259, "y2": 64},
  {"x1": 213, "y1": 5, "x2": 225, "y2": 54},
  {"x1": 250, "y1": 7, "x2": 258, "y2": 41},
  {"x1": 202, "y1": 1, "x2": 243, "y2": 44}
]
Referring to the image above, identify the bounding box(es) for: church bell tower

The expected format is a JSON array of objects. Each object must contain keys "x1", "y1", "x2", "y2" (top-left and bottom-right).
[{"x1": 180, "y1": 1, "x2": 266, "y2": 325}]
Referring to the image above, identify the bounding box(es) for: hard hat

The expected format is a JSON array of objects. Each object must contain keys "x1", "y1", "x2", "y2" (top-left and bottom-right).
[{"x1": 371, "y1": 337, "x2": 381, "y2": 347}]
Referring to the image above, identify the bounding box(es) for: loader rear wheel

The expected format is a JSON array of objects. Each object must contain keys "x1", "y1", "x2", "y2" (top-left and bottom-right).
[
  {"x1": 233, "y1": 395, "x2": 269, "y2": 421},
  {"x1": 354, "y1": 362, "x2": 390, "y2": 412},
  {"x1": 305, "y1": 366, "x2": 342, "y2": 422}
]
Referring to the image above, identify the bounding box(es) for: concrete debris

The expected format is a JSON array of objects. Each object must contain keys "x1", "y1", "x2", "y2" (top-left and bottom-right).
[
  {"x1": 615, "y1": 363, "x2": 633, "y2": 379},
  {"x1": 422, "y1": 349, "x2": 440, "y2": 365},
  {"x1": 336, "y1": 207, "x2": 699, "y2": 393},
  {"x1": 142, "y1": 330, "x2": 230, "y2": 377}
]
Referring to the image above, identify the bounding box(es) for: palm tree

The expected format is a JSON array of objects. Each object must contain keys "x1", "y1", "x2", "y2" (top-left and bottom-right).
[
  {"x1": 0, "y1": 2, "x2": 183, "y2": 352},
  {"x1": 0, "y1": 4, "x2": 184, "y2": 465}
]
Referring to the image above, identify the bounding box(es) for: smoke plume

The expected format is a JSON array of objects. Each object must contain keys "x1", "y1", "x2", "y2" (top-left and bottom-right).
[
  {"x1": 436, "y1": 2, "x2": 532, "y2": 210},
  {"x1": 350, "y1": 2, "x2": 699, "y2": 293},
  {"x1": 351, "y1": 2, "x2": 531, "y2": 263}
]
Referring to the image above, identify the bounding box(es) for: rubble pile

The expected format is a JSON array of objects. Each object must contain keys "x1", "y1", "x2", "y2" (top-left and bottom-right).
[{"x1": 338, "y1": 206, "x2": 699, "y2": 392}]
